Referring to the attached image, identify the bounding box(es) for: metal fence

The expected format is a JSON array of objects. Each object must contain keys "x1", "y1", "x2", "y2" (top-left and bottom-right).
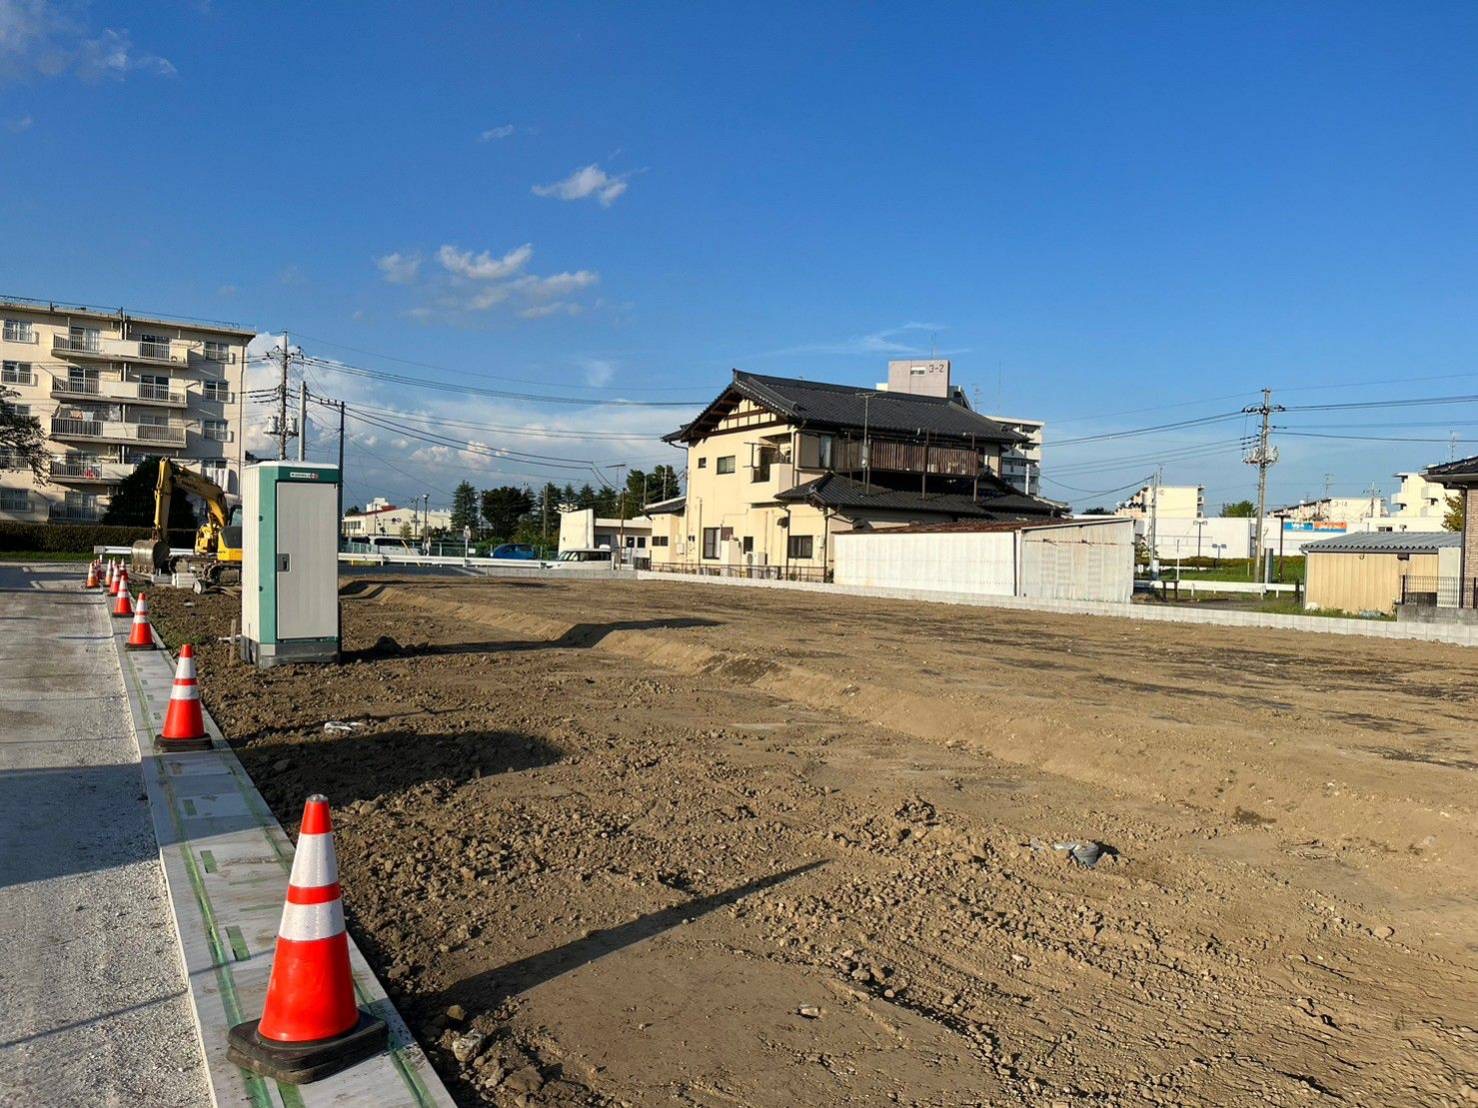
[
  {"x1": 1399, "y1": 575, "x2": 1476, "y2": 608},
  {"x1": 648, "y1": 561, "x2": 832, "y2": 584}
]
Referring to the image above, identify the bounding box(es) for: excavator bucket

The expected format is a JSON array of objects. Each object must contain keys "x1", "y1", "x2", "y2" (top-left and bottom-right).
[{"x1": 133, "y1": 538, "x2": 170, "y2": 576}]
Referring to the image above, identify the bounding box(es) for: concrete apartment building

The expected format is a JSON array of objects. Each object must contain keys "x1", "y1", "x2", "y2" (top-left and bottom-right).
[
  {"x1": 1391, "y1": 470, "x2": 1454, "y2": 526},
  {"x1": 649, "y1": 365, "x2": 1064, "y2": 578},
  {"x1": 0, "y1": 296, "x2": 251, "y2": 523},
  {"x1": 1116, "y1": 483, "x2": 1205, "y2": 520}
]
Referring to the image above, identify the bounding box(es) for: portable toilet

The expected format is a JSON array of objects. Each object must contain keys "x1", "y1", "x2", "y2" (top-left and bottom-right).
[{"x1": 240, "y1": 460, "x2": 341, "y2": 668}]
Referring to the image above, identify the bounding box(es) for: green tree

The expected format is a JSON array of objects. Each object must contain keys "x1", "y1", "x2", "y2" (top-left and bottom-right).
[
  {"x1": 1081, "y1": 506, "x2": 1113, "y2": 515},
  {"x1": 450, "y1": 481, "x2": 479, "y2": 532},
  {"x1": 1443, "y1": 492, "x2": 1465, "y2": 532},
  {"x1": 1220, "y1": 499, "x2": 1256, "y2": 518},
  {"x1": 575, "y1": 483, "x2": 598, "y2": 511},
  {"x1": 101, "y1": 457, "x2": 198, "y2": 528},
  {"x1": 480, "y1": 485, "x2": 534, "y2": 538},
  {"x1": 0, "y1": 386, "x2": 47, "y2": 479}
]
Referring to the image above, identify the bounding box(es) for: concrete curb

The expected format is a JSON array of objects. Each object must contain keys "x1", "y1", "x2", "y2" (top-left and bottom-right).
[
  {"x1": 105, "y1": 601, "x2": 454, "y2": 1108},
  {"x1": 635, "y1": 570, "x2": 1478, "y2": 647}
]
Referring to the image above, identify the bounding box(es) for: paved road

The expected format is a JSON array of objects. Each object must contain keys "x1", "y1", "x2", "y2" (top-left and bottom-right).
[{"x1": 0, "y1": 564, "x2": 209, "y2": 1107}]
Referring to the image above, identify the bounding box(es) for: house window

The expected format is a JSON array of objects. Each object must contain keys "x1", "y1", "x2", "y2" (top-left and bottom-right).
[
  {"x1": 3, "y1": 320, "x2": 34, "y2": 343},
  {"x1": 203, "y1": 419, "x2": 230, "y2": 442},
  {"x1": 652, "y1": 536, "x2": 669, "y2": 547},
  {"x1": 741, "y1": 536, "x2": 754, "y2": 555},
  {"x1": 788, "y1": 535, "x2": 814, "y2": 560},
  {"x1": 202, "y1": 340, "x2": 231, "y2": 363},
  {"x1": 716, "y1": 455, "x2": 735, "y2": 474},
  {"x1": 201, "y1": 379, "x2": 231, "y2": 402},
  {"x1": 702, "y1": 527, "x2": 720, "y2": 559},
  {"x1": 0, "y1": 488, "x2": 29, "y2": 511},
  {"x1": 1, "y1": 361, "x2": 33, "y2": 385},
  {"x1": 696, "y1": 457, "x2": 707, "y2": 469}
]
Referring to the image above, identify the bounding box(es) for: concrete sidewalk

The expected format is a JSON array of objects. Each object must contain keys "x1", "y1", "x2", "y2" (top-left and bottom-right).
[{"x1": 0, "y1": 563, "x2": 210, "y2": 1107}]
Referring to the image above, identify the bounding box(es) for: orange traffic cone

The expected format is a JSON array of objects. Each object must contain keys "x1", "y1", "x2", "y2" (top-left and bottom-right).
[
  {"x1": 84, "y1": 561, "x2": 99, "y2": 589},
  {"x1": 111, "y1": 574, "x2": 134, "y2": 619},
  {"x1": 154, "y1": 644, "x2": 211, "y2": 752},
  {"x1": 106, "y1": 560, "x2": 118, "y2": 594},
  {"x1": 228, "y1": 796, "x2": 387, "y2": 1083},
  {"x1": 125, "y1": 593, "x2": 156, "y2": 651}
]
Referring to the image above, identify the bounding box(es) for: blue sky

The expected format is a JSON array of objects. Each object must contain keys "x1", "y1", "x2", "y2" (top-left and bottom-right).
[{"x1": 2, "y1": 1, "x2": 1476, "y2": 511}]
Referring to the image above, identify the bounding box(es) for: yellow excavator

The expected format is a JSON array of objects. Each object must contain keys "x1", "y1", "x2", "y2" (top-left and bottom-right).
[{"x1": 132, "y1": 459, "x2": 244, "y2": 589}]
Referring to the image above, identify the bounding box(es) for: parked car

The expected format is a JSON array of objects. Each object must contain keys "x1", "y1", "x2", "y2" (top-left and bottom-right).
[
  {"x1": 556, "y1": 548, "x2": 612, "y2": 562},
  {"x1": 491, "y1": 543, "x2": 538, "y2": 560}
]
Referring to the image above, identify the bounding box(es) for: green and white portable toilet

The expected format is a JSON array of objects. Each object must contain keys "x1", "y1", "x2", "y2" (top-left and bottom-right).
[{"x1": 240, "y1": 461, "x2": 341, "y2": 668}]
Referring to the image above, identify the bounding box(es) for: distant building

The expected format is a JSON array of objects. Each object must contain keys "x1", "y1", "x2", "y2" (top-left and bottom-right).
[
  {"x1": 557, "y1": 506, "x2": 654, "y2": 558},
  {"x1": 342, "y1": 497, "x2": 452, "y2": 540},
  {"x1": 1116, "y1": 484, "x2": 1204, "y2": 520},
  {"x1": 1391, "y1": 471, "x2": 1452, "y2": 526},
  {"x1": 1303, "y1": 531, "x2": 1462, "y2": 615},
  {"x1": 653, "y1": 366, "x2": 1064, "y2": 578},
  {"x1": 0, "y1": 294, "x2": 251, "y2": 524},
  {"x1": 987, "y1": 416, "x2": 1043, "y2": 496},
  {"x1": 1272, "y1": 495, "x2": 1386, "y2": 523}
]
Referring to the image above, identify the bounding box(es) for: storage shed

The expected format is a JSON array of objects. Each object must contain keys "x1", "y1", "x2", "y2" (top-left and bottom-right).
[
  {"x1": 1302, "y1": 531, "x2": 1462, "y2": 615},
  {"x1": 833, "y1": 517, "x2": 1134, "y2": 603}
]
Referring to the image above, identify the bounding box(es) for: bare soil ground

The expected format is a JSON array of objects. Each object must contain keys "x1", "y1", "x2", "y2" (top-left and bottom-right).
[{"x1": 143, "y1": 576, "x2": 1478, "y2": 1108}]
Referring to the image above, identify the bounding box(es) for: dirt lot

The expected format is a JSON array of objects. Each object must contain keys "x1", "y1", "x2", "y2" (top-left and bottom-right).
[{"x1": 145, "y1": 576, "x2": 1478, "y2": 1107}]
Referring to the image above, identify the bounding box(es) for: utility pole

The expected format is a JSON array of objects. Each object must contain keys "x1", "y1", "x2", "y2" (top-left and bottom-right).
[
  {"x1": 611, "y1": 464, "x2": 628, "y2": 565},
  {"x1": 336, "y1": 400, "x2": 345, "y2": 547},
  {"x1": 278, "y1": 331, "x2": 291, "y2": 460},
  {"x1": 1244, "y1": 387, "x2": 1284, "y2": 589},
  {"x1": 298, "y1": 380, "x2": 308, "y2": 461},
  {"x1": 1148, "y1": 465, "x2": 1163, "y2": 579}
]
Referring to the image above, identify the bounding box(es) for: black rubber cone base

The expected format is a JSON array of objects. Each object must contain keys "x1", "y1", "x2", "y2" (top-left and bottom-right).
[
  {"x1": 154, "y1": 734, "x2": 213, "y2": 752},
  {"x1": 125, "y1": 641, "x2": 156, "y2": 651},
  {"x1": 228, "y1": 1010, "x2": 388, "y2": 1084}
]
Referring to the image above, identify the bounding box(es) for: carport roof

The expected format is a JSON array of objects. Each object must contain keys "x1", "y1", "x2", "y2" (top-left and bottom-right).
[
  {"x1": 1425, "y1": 454, "x2": 1478, "y2": 486},
  {"x1": 1300, "y1": 531, "x2": 1461, "y2": 554}
]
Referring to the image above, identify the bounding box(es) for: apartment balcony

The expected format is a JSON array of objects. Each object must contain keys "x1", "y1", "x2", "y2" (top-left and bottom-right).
[
  {"x1": 0, "y1": 365, "x2": 37, "y2": 387},
  {"x1": 50, "y1": 416, "x2": 188, "y2": 447},
  {"x1": 48, "y1": 502, "x2": 103, "y2": 524},
  {"x1": 52, "y1": 334, "x2": 192, "y2": 368},
  {"x1": 50, "y1": 376, "x2": 187, "y2": 408},
  {"x1": 50, "y1": 458, "x2": 130, "y2": 484}
]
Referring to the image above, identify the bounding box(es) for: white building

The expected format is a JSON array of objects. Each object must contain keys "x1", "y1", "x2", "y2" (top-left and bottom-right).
[
  {"x1": 557, "y1": 507, "x2": 654, "y2": 556},
  {"x1": 343, "y1": 497, "x2": 452, "y2": 540},
  {"x1": 987, "y1": 415, "x2": 1043, "y2": 496},
  {"x1": 1391, "y1": 470, "x2": 1453, "y2": 526},
  {"x1": 1116, "y1": 484, "x2": 1205, "y2": 521}
]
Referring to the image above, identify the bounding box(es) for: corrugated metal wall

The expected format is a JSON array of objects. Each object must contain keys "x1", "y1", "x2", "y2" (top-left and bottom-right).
[
  {"x1": 1020, "y1": 521, "x2": 1134, "y2": 603},
  {"x1": 1305, "y1": 551, "x2": 1439, "y2": 614}
]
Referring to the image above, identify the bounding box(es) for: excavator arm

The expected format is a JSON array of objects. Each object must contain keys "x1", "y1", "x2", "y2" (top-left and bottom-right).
[{"x1": 137, "y1": 459, "x2": 241, "y2": 576}]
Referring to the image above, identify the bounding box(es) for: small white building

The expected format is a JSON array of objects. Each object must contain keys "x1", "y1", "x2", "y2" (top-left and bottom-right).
[
  {"x1": 557, "y1": 507, "x2": 655, "y2": 557},
  {"x1": 343, "y1": 497, "x2": 452, "y2": 540}
]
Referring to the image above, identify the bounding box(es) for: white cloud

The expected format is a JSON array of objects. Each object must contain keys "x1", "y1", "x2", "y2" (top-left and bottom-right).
[
  {"x1": 509, "y1": 270, "x2": 599, "y2": 299},
  {"x1": 751, "y1": 322, "x2": 960, "y2": 360},
  {"x1": 375, "y1": 251, "x2": 421, "y2": 284},
  {"x1": 6, "y1": 113, "x2": 31, "y2": 131},
  {"x1": 437, "y1": 242, "x2": 533, "y2": 280},
  {"x1": 532, "y1": 163, "x2": 631, "y2": 207},
  {"x1": 0, "y1": 3, "x2": 175, "y2": 82},
  {"x1": 478, "y1": 124, "x2": 515, "y2": 142},
  {"x1": 519, "y1": 302, "x2": 581, "y2": 319},
  {"x1": 581, "y1": 358, "x2": 615, "y2": 386}
]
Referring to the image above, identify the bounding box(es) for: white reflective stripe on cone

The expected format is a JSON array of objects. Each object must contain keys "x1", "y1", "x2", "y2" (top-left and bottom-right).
[
  {"x1": 170, "y1": 684, "x2": 201, "y2": 702},
  {"x1": 176, "y1": 656, "x2": 196, "y2": 679},
  {"x1": 288, "y1": 831, "x2": 339, "y2": 888},
  {"x1": 279, "y1": 898, "x2": 345, "y2": 942}
]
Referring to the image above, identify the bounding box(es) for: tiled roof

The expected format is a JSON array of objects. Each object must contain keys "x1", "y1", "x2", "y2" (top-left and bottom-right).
[
  {"x1": 1425, "y1": 454, "x2": 1478, "y2": 484},
  {"x1": 667, "y1": 370, "x2": 1025, "y2": 445},
  {"x1": 775, "y1": 473, "x2": 1063, "y2": 520}
]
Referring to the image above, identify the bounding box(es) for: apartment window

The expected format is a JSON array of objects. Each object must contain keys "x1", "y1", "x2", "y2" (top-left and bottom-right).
[
  {"x1": 3, "y1": 319, "x2": 34, "y2": 343},
  {"x1": 202, "y1": 340, "x2": 231, "y2": 363},
  {"x1": 201, "y1": 379, "x2": 231, "y2": 402},
  {"x1": 1, "y1": 361, "x2": 33, "y2": 385},
  {"x1": 68, "y1": 325, "x2": 101, "y2": 352},
  {"x1": 200, "y1": 459, "x2": 227, "y2": 484},
  {"x1": 696, "y1": 457, "x2": 707, "y2": 469},
  {"x1": 702, "y1": 527, "x2": 720, "y2": 559},
  {"x1": 9, "y1": 403, "x2": 29, "y2": 418},
  {"x1": 0, "y1": 488, "x2": 28, "y2": 511},
  {"x1": 138, "y1": 332, "x2": 170, "y2": 359},
  {"x1": 137, "y1": 410, "x2": 169, "y2": 427},
  {"x1": 716, "y1": 455, "x2": 736, "y2": 475},
  {"x1": 787, "y1": 534, "x2": 814, "y2": 560},
  {"x1": 139, "y1": 373, "x2": 173, "y2": 401},
  {"x1": 203, "y1": 418, "x2": 230, "y2": 442},
  {"x1": 66, "y1": 366, "x2": 99, "y2": 393}
]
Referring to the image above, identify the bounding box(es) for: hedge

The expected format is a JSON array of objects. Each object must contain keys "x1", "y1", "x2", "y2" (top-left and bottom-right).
[{"x1": 0, "y1": 521, "x2": 198, "y2": 553}]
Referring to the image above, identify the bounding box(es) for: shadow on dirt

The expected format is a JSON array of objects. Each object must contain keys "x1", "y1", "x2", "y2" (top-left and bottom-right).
[
  {"x1": 238, "y1": 727, "x2": 565, "y2": 812},
  {"x1": 344, "y1": 617, "x2": 720, "y2": 661},
  {"x1": 419, "y1": 861, "x2": 825, "y2": 1016}
]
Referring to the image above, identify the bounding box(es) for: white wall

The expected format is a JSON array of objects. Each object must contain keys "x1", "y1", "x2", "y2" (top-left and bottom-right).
[
  {"x1": 1137, "y1": 517, "x2": 1252, "y2": 560},
  {"x1": 558, "y1": 508, "x2": 596, "y2": 552},
  {"x1": 834, "y1": 531, "x2": 1016, "y2": 595},
  {"x1": 835, "y1": 519, "x2": 1133, "y2": 603},
  {"x1": 1022, "y1": 519, "x2": 1134, "y2": 603}
]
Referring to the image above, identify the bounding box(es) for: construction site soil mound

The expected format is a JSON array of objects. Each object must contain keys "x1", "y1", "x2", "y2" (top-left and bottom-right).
[{"x1": 143, "y1": 577, "x2": 1478, "y2": 1107}]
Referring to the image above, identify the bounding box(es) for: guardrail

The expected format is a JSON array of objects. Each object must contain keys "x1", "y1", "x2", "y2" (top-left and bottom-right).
[{"x1": 648, "y1": 561, "x2": 833, "y2": 584}]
